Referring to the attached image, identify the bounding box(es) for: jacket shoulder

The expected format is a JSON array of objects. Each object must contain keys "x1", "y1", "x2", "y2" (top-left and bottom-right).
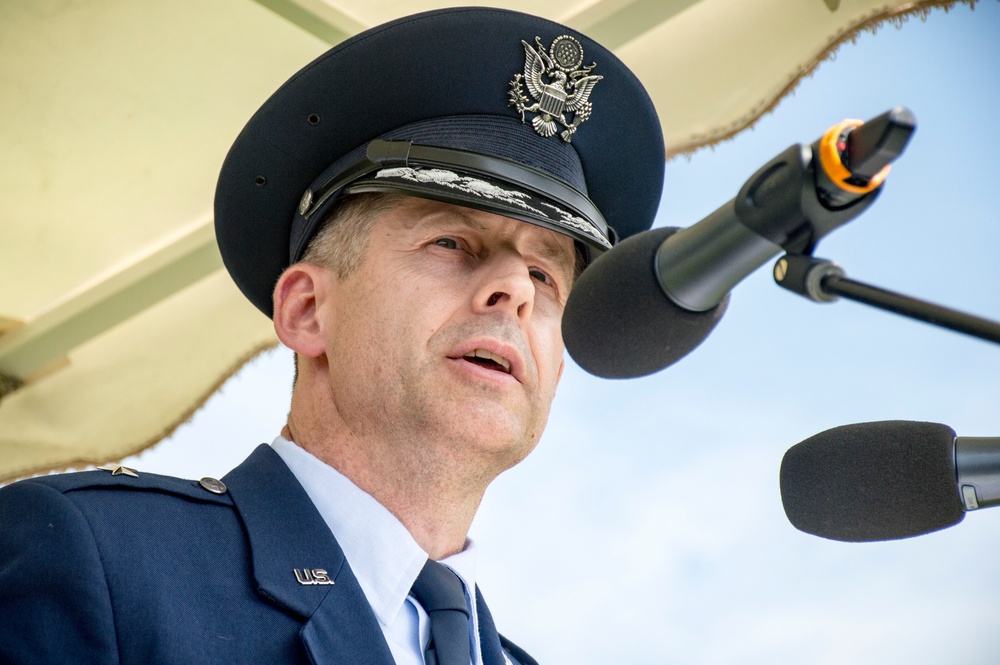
[{"x1": 8, "y1": 467, "x2": 234, "y2": 506}]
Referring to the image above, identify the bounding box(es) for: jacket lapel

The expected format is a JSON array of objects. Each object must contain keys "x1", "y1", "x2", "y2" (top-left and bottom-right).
[
  {"x1": 476, "y1": 586, "x2": 507, "y2": 665},
  {"x1": 223, "y1": 445, "x2": 395, "y2": 665}
]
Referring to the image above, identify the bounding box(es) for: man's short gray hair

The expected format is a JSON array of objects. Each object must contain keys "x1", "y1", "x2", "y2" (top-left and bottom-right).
[{"x1": 300, "y1": 192, "x2": 404, "y2": 277}]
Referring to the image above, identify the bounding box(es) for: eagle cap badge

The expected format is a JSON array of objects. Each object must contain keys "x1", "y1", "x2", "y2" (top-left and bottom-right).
[{"x1": 508, "y1": 35, "x2": 603, "y2": 143}]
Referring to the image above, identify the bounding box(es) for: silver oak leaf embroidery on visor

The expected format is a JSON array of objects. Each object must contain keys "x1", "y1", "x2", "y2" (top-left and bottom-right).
[
  {"x1": 374, "y1": 167, "x2": 610, "y2": 249},
  {"x1": 538, "y1": 202, "x2": 610, "y2": 249},
  {"x1": 508, "y1": 35, "x2": 603, "y2": 143},
  {"x1": 375, "y1": 167, "x2": 544, "y2": 214}
]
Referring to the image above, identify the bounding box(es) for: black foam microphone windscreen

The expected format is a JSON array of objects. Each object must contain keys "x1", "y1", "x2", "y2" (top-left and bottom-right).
[
  {"x1": 780, "y1": 420, "x2": 965, "y2": 541},
  {"x1": 563, "y1": 226, "x2": 727, "y2": 378}
]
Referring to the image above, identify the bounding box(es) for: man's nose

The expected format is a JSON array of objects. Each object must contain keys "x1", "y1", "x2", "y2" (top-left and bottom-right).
[{"x1": 472, "y1": 254, "x2": 535, "y2": 323}]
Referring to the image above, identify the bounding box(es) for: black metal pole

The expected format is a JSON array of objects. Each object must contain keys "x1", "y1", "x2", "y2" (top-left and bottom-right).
[{"x1": 821, "y1": 275, "x2": 1000, "y2": 345}]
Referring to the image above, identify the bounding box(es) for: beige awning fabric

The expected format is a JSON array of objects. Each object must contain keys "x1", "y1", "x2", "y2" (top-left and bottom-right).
[{"x1": 0, "y1": 0, "x2": 973, "y2": 482}]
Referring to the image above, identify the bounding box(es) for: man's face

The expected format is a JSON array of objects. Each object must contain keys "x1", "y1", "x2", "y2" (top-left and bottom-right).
[{"x1": 318, "y1": 196, "x2": 576, "y2": 475}]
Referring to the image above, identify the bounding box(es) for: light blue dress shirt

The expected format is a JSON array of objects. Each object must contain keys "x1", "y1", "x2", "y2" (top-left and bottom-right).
[{"x1": 272, "y1": 436, "x2": 483, "y2": 665}]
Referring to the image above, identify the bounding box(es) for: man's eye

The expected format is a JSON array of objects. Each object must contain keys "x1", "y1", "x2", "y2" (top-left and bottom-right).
[
  {"x1": 528, "y1": 269, "x2": 549, "y2": 284},
  {"x1": 434, "y1": 237, "x2": 459, "y2": 250}
]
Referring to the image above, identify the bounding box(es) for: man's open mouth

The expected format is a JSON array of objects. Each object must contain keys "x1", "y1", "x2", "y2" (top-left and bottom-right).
[{"x1": 463, "y1": 349, "x2": 512, "y2": 374}]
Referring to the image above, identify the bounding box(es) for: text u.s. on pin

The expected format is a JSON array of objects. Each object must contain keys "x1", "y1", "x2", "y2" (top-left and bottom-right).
[{"x1": 294, "y1": 568, "x2": 334, "y2": 586}]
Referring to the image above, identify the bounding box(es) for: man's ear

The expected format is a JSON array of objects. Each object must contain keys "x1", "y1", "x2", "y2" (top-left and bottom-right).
[{"x1": 273, "y1": 263, "x2": 333, "y2": 358}]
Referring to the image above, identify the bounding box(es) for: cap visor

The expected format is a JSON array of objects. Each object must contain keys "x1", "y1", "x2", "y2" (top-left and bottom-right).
[{"x1": 345, "y1": 165, "x2": 612, "y2": 252}]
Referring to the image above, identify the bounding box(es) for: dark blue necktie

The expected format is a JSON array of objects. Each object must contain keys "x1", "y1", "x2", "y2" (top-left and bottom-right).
[{"x1": 410, "y1": 560, "x2": 471, "y2": 665}]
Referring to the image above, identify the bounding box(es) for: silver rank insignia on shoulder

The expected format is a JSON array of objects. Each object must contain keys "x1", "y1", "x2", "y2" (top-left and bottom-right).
[
  {"x1": 98, "y1": 464, "x2": 139, "y2": 477},
  {"x1": 508, "y1": 34, "x2": 603, "y2": 143},
  {"x1": 294, "y1": 568, "x2": 334, "y2": 586}
]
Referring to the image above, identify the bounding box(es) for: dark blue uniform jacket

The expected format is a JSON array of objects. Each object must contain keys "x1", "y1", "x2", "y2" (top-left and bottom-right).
[{"x1": 0, "y1": 445, "x2": 535, "y2": 664}]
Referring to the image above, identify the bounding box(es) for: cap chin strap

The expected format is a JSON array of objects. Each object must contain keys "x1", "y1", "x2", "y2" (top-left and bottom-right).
[{"x1": 291, "y1": 139, "x2": 612, "y2": 263}]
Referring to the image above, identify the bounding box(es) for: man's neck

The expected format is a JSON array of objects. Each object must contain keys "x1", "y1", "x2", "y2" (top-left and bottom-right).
[{"x1": 281, "y1": 421, "x2": 486, "y2": 560}]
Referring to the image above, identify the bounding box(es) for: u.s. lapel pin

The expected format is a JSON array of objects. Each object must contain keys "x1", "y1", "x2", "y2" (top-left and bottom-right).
[{"x1": 294, "y1": 568, "x2": 334, "y2": 586}]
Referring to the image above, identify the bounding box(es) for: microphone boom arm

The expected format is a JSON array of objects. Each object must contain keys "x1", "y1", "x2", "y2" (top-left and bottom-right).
[{"x1": 774, "y1": 253, "x2": 1000, "y2": 346}]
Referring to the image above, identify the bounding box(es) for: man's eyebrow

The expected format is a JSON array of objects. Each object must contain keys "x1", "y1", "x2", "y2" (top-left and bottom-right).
[
  {"x1": 403, "y1": 208, "x2": 488, "y2": 233},
  {"x1": 532, "y1": 237, "x2": 573, "y2": 271},
  {"x1": 535, "y1": 238, "x2": 571, "y2": 262},
  {"x1": 445, "y1": 209, "x2": 492, "y2": 232}
]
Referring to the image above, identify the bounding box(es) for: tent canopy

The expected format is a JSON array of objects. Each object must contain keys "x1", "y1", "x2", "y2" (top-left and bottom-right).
[{"x1": 0, "y1": 0, "x2": 971, "y2": 481}]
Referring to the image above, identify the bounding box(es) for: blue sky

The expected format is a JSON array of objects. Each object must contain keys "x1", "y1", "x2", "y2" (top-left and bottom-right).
[{"x1": 125, "y1": 4, "x2": 1000, "y2": 663}]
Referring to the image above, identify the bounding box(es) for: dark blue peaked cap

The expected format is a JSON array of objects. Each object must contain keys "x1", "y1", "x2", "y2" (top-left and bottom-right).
[{"x1": 215, "y1": 7, "x2": 664, "y2": 317}]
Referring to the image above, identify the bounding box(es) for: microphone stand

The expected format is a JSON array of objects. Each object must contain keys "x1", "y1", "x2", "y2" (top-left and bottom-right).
[{"x1": 773, "y1": 253, "x2": 1000, "y2": 346}]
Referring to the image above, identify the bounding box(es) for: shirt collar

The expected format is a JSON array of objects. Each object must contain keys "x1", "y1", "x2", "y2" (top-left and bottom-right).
[{"x1": 271, "y1": 436, "x2": 478, "y2": 627}]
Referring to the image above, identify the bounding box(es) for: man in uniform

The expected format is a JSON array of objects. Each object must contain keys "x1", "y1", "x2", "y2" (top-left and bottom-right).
[{"x1": 0, "y1": 7, "x2": 663, "y2": 664}]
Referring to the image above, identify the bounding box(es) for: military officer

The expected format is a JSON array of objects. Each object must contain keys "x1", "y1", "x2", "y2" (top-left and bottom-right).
[{"x1": 0, "y1": 7, "x2": 664, "y2": 664}]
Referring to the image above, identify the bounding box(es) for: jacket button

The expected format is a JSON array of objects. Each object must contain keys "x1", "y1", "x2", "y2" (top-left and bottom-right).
[{"x1": 199, "y1": 477, "x2": 228, "y2": 494}]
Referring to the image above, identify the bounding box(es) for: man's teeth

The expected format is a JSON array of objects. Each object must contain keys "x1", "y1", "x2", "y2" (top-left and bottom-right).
[{"x1": 464, "y1": 349, "x2": 511, "y2": 373}]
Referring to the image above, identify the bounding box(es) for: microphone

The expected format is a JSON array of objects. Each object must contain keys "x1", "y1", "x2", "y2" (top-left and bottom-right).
[
  {"x1": 563, "y1": 107, "x2": 916, "y2": 379},
  {"x1": 779, "y1": 420, "x2": 1000, "y2": 542}
]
